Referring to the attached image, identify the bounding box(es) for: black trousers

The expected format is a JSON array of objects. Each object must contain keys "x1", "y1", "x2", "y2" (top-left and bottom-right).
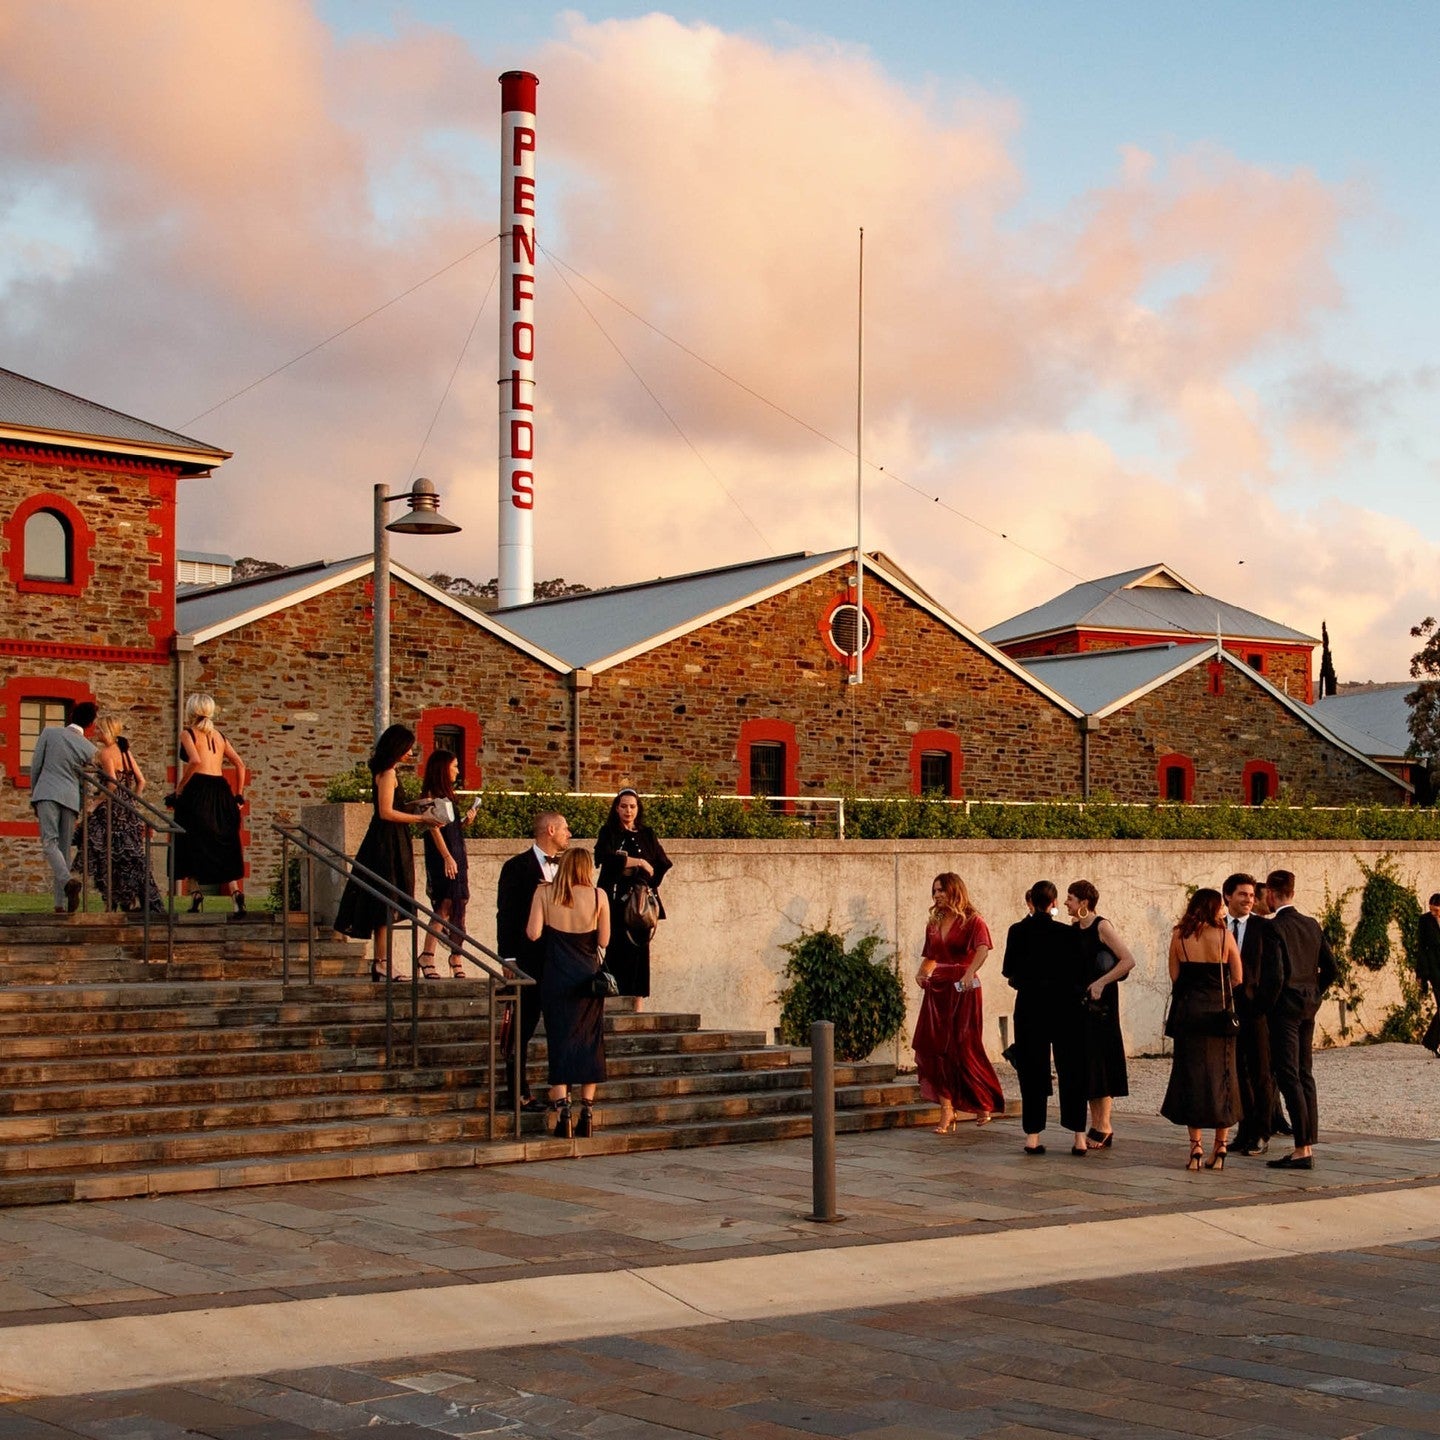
[
  {"x1": 1233, "y1": 1009, "x2": 1275, "y2": 1148},
  {"x1": 1269, "y1": 1001, "x2": 1318, "y2": 1149},
  {"x1": 1013, "y1": 997, "x2": 1088, "y2": 1136}
]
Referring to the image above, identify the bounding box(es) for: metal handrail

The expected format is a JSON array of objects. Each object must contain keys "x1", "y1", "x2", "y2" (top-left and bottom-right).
[
  {"x1": 76, "y1": 762, "x2": 182, "y2": 967},
  {"x1": 271, "y1": 821, "x2": 533, "y2": 1139}
]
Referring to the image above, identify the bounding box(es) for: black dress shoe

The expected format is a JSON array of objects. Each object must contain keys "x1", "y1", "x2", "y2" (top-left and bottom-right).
[
  {"x1": 1238, "y1": 1141, "x2": 1269, "y2": 1157},
  {"x1": 1022, "y1": 1144, "x2": 1046, "y2": 1156},
  {"x1": 1273, "y1": 1119, "x2": 1293, "y2": 1137},
  {"x1": 1266, "y1": 1154, "x2": 1313, "y2": 1170}
]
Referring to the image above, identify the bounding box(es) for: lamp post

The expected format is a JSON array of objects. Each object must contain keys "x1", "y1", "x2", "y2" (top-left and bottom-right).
[{"x1": 373, "y1": 477, "x2": 461, "y2": 742}]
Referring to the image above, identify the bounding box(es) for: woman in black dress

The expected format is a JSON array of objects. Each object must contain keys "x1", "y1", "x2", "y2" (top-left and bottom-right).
[
  {"x1": 173, "y1": 693, "x2": 248, "y2": 919},
  {"x1": 1162, "y1": 887, "x2": 1243, "y2": 1170},
  {"x1": 1002, "y1": 881, "x2": 1090, "y2": 1156},
  {"x1": 595, "y1": 789, "x2": 671, "y2": 1010},
  {"x1": 526, "y1": 846, "x2": 611, "y2": 1139},
  {"x1": 1064, "y1": 879, "x2": 1136, "y2": 1147},
  {"x1": 334, "y1": 725, "x2": 441, "y2": 981},
  {"x1": 416, "y1": 750, "x2": 479, "y2": 978}
]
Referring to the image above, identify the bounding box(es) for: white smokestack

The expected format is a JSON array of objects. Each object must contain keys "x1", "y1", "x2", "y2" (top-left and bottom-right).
[{"x1": 498, "y1": 70, "x2": 538, "y2": 608}]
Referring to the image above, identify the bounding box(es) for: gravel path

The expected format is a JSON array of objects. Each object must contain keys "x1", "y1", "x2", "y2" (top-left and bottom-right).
[{"x1": 1119, "y1": 1041, "x2": 1439, "y2": 1139}]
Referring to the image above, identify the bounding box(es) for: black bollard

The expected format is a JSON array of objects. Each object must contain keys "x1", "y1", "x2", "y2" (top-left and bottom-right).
[{"x1": 806, "y1": 1020, "x2": 844, "y2": 1223}]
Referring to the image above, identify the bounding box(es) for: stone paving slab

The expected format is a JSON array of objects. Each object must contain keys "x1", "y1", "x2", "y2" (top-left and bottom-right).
[
  {"x1": 0, "y1": 1114, "x2": 1434, "y2": 1331},
  {"x1": 5, "y1": 1240, "x2": 1436, "y2": 1437}
]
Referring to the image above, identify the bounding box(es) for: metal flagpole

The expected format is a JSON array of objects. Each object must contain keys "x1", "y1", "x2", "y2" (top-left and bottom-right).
[{"x1": 853, "y1": 227, "x2": 865, "y2": 687}]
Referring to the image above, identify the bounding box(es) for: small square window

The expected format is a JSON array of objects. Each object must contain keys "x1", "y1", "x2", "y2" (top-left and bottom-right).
[
  {"x1": 749, "y1": 741, "x2": 786, "y2": 798},
  {"x1": 1164, "y1": 765, "x2": 1188, "y2": 802},
  {"x1": 431, "y1": 724, "x2": 466, "y2": 786},
  {"x1": 919, "y1": 750, "x2": 952, "y2": 795},
  {"x1": 1249, "y1": 770, "x2": 1271, "y2": 805},
  {"x1": 19, "y1": 698, "x2": 72, "y2": 777}
]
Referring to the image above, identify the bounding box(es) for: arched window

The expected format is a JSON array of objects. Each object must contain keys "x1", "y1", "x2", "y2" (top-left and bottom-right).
[
  {"x1": 23, "y1": 509, "x2": 71, "y2": 582},
  {"x1": 737, "y1": 719, "x2": 798, "y2": 811},
  {"x1": 417, "y1": 708, "x2": 482, "y2": 791},
  {"x1": 1242, "y1": 760, "x2": 1279, "y2": 806},
  {"x1": 1156, "y1": 753, "x2": 1194, "y2": 803},
  {"x1": 909, "y1": 729, "x2": 964, "y2": 798}
]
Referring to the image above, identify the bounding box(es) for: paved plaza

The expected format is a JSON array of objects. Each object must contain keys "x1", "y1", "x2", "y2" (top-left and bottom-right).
[{"x1": 0, "y1": 1112, "x2": 1437, "y2": 1436}]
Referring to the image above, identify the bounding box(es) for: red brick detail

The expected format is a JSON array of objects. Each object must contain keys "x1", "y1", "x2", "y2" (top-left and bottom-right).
[
  {"x1": 1241, "y1": 759, "x2": 1280, "y2": 805},
  {"x1": 1207, "y1": 659, "x2": 1224, "y2": 696},
  {"x1": 909, "y1": 729, "x2": 964, "y2": 798},
  {"x1": 0, "y1": 674, "x2": 96, "y2": 790},
  {"x1": 0, "y1": 441, "x2": 184, "y2": 479},
  {"x1": 737, "y1": 718, "x2": 798, "y2": 798},
  {"x1": 817, "y1": 588, "x2": 884, "y2": 669},
  {"x1": 0, "y1": 820, "x2": 38, "y2": 836},
  {"x1": 417, "y1": 707, "x2": 483, "y2": 789},
  {"x1": 0, "y1": 639, "x2": 168, "y2": 664},
  {"x1": 3, "y1": 492, "x2": 96, "y2": 596},
  {"x1": 146, "y1": 471, "x2": 177, "y2": 650},
  {"x1": 1156, "y1": 753, "x2": 1195, "y2": 803}
]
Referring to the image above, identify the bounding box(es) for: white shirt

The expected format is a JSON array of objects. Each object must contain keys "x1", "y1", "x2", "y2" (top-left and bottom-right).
[
  {"x1": 1229, "y1": 913, "x2": 1248, "y2": 949},
  {"x1": 532, "y1": 844, "x2": 558, "y2": 882}
]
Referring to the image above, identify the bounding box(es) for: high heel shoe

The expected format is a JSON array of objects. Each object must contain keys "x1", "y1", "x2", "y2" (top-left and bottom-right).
[
  {"x1": 1205, "y1": 1142, "x2": 1228, "y2": 1172},
  {"x1": 552, "y1": 1101, "x2": 573, "y2": 1139},
  {"x1": 933, "y1": 1111, "x2": 957, "y2": 1134},
  {"x1": 417, "y1": 949, "x2": 441, "y2": 980},
  {"x1": 369, "y1": 961, "x2": 393, "y2": 983},
  {"x1": 1186, "y1": 1141, "x2": 1205, "y2": 1171},
  {"x1": 188, "y1": 893, "x2": 204, "y2": 914},
  {"x1": 449, "y1": 956, "x2": 466, "y2": 979},
  {"x1": 226, "y1": 891, "x2": 247, "y2": 923},
  {"x1": 1086, "y1": 1128, "x2": 1114, "y2": 1147},
  {"x1": 575, "y1": 1103, "x2": 594, "y2": 1138}
]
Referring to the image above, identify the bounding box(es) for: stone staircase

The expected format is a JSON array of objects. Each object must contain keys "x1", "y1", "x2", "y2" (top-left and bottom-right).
[{"x1": 0, "y1": 913, "x2": 940, "y2": 1205}]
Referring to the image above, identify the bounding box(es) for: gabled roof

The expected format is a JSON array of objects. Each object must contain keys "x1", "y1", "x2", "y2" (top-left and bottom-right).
[
  {"x1": 983, "y1": 563, "x2": 1316, "y2": 647},
  {"x1": 0, "y1": 366, "x2": 230, "y2": 475},
  {"x1": 489, "y1": 550, "x2": 855, "y2": 671},
  {"x1": 1020, "y1": 643, "x2": 1408, "y2": 792},
  {"x1": 176, "y1": 555, "x2": 568, "y2": 670},
  {"x1": 1309, "y1": 684, "x2": 1416, "y2": 760}
]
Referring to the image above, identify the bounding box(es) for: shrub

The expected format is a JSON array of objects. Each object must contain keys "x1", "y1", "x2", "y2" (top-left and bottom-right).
[{"x1": 776, "y1": 923, "x2": 907, "y2": 1062}]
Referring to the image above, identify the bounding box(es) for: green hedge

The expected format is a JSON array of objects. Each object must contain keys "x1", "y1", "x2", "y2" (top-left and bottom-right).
[{"x1": 321, "y1": 768, "x2": 1440, "y2": 842}]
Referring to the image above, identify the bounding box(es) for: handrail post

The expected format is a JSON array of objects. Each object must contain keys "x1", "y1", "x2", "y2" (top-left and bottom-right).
[
  {"x1": 280, "y1": 832, "x2": 291, "y2": 985},
  {"x1": 409, "y1": 915, "x2": 420, "y2": 1067},
  {"x1": 383, "y1": 912, "x2": 394, "y2": 1068},
  {"x1": 103, "y1": 789, "x2": 114, "y2": 915},
  {"x1": 487, "y1": 978, "x2": 496, "y2": 1138},
  {"x1": 305, "y1": 852, "x2": 315, "y2": 985}
]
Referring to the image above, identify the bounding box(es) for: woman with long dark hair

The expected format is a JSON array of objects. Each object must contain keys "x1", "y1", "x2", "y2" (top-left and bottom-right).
[
  {"x1": 1064, "y1": 879, "x2": 1136, "y2": 1148},
  {"x1": 334, "y1": 724, "x2": 441, "y2": 981},
  {"x1": 416, "y1": 749, "x2": 479, "y2": 978},
  {"x1": 594, "y1": 788, "x2": 671, "y2": 1009},
  {"x1": 912, "y1": 872, "x2": 1005, "y2": 1132},
  {"x1": 1162, "y1": 887, "x2": 1244, "y2": 1170}
]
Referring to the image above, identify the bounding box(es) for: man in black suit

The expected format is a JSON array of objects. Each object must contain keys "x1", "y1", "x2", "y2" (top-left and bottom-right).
[
  {"x1": 1263, "y1": 869, "x2": 1336, "y2": 1171},
  {"x1": 1222, "y1": 872, "x2": 1287, "y2": 1156},
  {"x1": 496, "y1": 810, "x2": 571, "y2": 1109},
  {"x1": 1418, "y1": 893, "x2": 1440, "y2": 1057}
]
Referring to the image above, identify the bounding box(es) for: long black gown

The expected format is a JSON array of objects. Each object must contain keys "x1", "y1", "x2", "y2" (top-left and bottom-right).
[
  {"x1": 1077, "y1": 915, "x2": 1129, "y2": 1100},
  {"x1": 334, "y1": 784, "x2": 416, "y2": 938},
  {"x1": 1162, "y1": 958, "x2": 1241, "y2": 1128},
  {"x1": 539, "y1": 899, "x2": 607, "y2": 1087},
  {"x1": 595, "y1": 824, "x2": 671, "y2": 997}
]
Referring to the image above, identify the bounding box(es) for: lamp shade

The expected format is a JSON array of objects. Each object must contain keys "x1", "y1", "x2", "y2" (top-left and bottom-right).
[{"x1": 385, "y1": 476, "x2": 462, "y2": 536}]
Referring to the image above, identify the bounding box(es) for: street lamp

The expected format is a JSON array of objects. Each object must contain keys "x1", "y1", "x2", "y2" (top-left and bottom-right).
[{"x1": 373, "y1": 477, "x2": 461, "y2": 742}]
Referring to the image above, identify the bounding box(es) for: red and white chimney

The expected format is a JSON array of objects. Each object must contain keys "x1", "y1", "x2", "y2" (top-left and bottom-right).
[{"x1": 498, "y1": 70, "x2": 538, "y2": 608}]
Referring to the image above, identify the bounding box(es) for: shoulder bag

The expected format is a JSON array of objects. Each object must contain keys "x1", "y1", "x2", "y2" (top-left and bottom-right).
[{"x1": 624, "y1": 883, "x2": 661, "y2": 939}]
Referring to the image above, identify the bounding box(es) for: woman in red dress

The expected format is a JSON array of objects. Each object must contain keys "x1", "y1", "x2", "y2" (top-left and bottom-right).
[{"x1": 913, "y1": 873, "x2": 1006, "y2": 1132}]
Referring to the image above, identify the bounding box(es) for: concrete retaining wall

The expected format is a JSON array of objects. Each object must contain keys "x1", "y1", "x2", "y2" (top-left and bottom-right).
[{"x1": 300, "y1": 807, "x2": 1439, "y2": 1066}]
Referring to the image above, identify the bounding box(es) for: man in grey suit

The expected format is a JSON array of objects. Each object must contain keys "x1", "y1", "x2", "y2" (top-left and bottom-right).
[
  {"x1": 29, "y1": 700, "x2": 97, "y2": 913},
  {"x1": 1263, "y1": 868, "x2": 1337, "y2": 1171}
]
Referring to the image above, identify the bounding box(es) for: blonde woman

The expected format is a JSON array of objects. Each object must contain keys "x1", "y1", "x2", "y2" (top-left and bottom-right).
[
  {"x1": 526, "y1": 846, "x2": 612, "y2": 1139},
  {"x1": 78, "y1": 715, "x2": 164, "y2": 913},
  {"x1": 172, "y1": 694, "x2": 247, "y2": 918},
  {"x1": 912, "y1": 872, "x2": 1005, "y2": 1132}
]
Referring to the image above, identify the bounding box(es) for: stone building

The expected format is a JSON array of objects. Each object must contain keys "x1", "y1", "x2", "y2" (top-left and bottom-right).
[{"x1": 0, "y1": 367, "x2": 228, "y2": 891}]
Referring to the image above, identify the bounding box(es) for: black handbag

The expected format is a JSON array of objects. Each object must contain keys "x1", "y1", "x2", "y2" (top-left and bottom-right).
[
  {"x1": 579, "y1": 963, "x2": 619, "y2": 999},
  {"x1": 624, "y1": 884, "x2": 661, "y2": 939},
  {"x1": 1165, "y1": 945, "x2": 1239, "y2": 1038}
]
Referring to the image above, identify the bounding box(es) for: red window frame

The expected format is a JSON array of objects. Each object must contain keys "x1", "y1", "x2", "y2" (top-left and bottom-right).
[
  {"x1": 416, "y1": 707, "x2": 483, "y2": 791},
  {"x1": 0, "y1": 675, "x2": 96, "y2": 790},
  {"x1": 1156, "y1": 752, "x2": 1195, "y2": 804},
  {"x1": 1241, "y1": 760, "x2": 1279, "y2": 806},
  {"x1": 3, "y1": 493, "x2": 96, "y2": 597},
  {"x1": 816, "y1": 589, "x2": 885, "y2": 669},
  {"x1": 909, "y1": 729, "x2": 964, "y2": 798},
  {"x1": 737, "y1": 719, "x2": 798, "y2": 804}
]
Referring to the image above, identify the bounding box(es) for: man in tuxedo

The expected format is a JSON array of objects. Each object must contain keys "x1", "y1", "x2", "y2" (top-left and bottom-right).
[
  {"x1": 1222, "y1": 872, "x2": 1287, "y2": 1155},
  {"x1": 495, "y1": 810, "x2": 571, "y2": 1109},
  {"x1": 1263, "y1": 869, "x2": 1336, "y2": 1171},
  {"x1": 28, "y1": 701, "x2": 97, "y2": 914},
  {"x1": 1418, "y1": 893, "x2": 1440, "y2": 1057}
]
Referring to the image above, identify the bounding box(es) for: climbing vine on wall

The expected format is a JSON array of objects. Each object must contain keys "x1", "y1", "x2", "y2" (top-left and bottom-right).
[{"x1": 1349, "y1": 855, "x2": 1427, "y2": 1043}]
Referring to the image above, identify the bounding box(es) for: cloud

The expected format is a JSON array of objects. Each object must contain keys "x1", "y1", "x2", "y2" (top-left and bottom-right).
[{"x1": 0, "y1": 2, "x2": 1430, "y2": 677}]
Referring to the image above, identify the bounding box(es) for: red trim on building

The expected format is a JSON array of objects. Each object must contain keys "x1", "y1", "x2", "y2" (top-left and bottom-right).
[
  {"x1": 0, "y1": 675, "x2": 96, "y2": 790},
  {"x1": 1206, "y1": 659, "x2": 1225, "y2": 696},
  {"x1": 1156, "y1": 753, "x2": 1195, "y2": 803},
  {"x1": 417, "y1": 707, "x2": 484, "y2": 790},
  {"x1": 816, "y1": 586, "x2": 884, "y2": 669},
  {"x1": 0, "y1": 639, "x2": 169, "y2": 664},
  {"x1": 736, "y1": 718, "x2": 798, "y2": 802},
  {"x1": 1241, "y1": 760, "x2": 1280, "y2": 806},
  {"x1": 909, "y1": 729, "x2": 965, "y2": 798},
  {"x1": 146, "y1": 470, "x2": 178, "y2": 650},
  {"x1": 0, "y1": 820, "x2": 38, "y2": 837},
  {"x1": 0, "y1": 440, "x2": 185, "y2": 479},
  {"x1": 3, "y1": 492, "x2": 96, "y2": 596}
]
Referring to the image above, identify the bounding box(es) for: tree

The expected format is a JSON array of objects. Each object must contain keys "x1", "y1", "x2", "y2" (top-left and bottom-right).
[
  {"x1": 1319, "y1": 620, "x2": 1337, "y2": 697},
  {"x1": 1406, "y1": 617, "x2": 1440, "y2": 796},
  {"x1": 232, "y1": 556, "x2": 285, "y2": 580}
]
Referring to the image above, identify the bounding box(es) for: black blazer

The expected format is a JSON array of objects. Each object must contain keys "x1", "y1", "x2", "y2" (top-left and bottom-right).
[
  {"x1": 595, "y1": 824, "x2": 672, "y2": 920},
  {"x1": 1002, "y1": 912, "x2": 1086, "y2": 1015},
  {"x1": 1268, "y1": 906, "x2": 1336, "y2": 1020},
  {"x1": 1235, "y1": 915, "x2": 1286, "y2": 1016},
  {"x1": 496, "y1": 847, "x2": 547, "y2": 979}
]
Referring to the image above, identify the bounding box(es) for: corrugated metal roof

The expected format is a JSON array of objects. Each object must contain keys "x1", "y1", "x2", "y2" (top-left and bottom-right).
[
  {"x1": 0, "y1": 366, "x2": 227, "y2": 462},
  {"x1": 177, "y1": 550, "x2": 234, "y2": 567},
  {"x1": 1021, "y1": 643, "x2": 1210, "y2": 713},
  {"x1": 177, "y1": 557, "x2": 366, "y2": 634},
  {"x1": 489, "y1": 549, "x2": 851, "y2": 669},
  {"x1": 1309, "y1": 684, "x2": 1415, "y2": 758},
  {"x1": 983, "y1": 565, "x2": 1315, "y2": 646}
]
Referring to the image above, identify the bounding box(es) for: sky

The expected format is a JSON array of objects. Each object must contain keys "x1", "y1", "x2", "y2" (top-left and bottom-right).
[{"x1": 2, "y1": 1, "x2": 1438, "y2": 679}]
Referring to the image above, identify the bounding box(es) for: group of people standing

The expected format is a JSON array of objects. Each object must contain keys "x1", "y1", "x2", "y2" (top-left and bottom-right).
[{"x1": 27, "y1": 693, "x2": 248, "y2": 917}]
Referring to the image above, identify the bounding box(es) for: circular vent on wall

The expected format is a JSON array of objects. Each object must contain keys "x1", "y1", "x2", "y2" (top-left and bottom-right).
[{"x1": 828, "y1": 603, "x2": 873, "y2": 658}]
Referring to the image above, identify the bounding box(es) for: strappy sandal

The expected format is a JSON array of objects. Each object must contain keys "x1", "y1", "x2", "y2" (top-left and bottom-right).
[
  {"x1": 417, "y1": 950, "x2": 442, "y2": 980},
  {"x1": 449, "y1": 956, "x2": 466, "y2": 979}
]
